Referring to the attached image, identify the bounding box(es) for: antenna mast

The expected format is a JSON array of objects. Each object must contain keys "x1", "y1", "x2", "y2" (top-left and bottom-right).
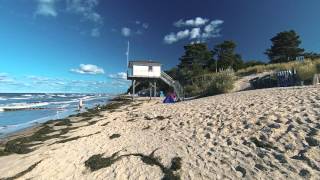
[{"x1": 126, "y1": 41, "x2": 130, "y2": 67}]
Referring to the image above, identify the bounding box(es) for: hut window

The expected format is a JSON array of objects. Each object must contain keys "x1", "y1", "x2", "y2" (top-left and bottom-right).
[{"x1": 148, "y1": 66, "x2": 153, "y2": 72}]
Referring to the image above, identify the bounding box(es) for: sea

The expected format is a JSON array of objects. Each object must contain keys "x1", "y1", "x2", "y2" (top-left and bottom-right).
[{"x1": 0, "y1": 93, "x2": 113, "y2": 137}]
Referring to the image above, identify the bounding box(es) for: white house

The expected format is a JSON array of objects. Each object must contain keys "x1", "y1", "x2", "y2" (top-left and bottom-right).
[
  {"x1": 127, "y1": 60, "x2": 184, "y2": 100},
  {"x1": 127, "y1": 60, "x2": 161, "y2": 79}
]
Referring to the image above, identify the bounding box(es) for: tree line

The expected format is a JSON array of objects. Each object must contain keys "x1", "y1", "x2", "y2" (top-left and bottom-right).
[
  {"x1": 166, "y1": 30, "x2": 319, "y2": 85},
  {"x1": 127, "y1": 30, "x2": 320, "y2": 94}
]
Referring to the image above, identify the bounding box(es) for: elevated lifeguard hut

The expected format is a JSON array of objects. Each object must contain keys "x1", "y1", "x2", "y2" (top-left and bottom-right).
[{"x1": 127, "y1": 60, "x2": 184, "y2": 100}]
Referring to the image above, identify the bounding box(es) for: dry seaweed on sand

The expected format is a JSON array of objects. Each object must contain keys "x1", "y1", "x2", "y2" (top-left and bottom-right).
[
  {"x1": 109, "y1": 134, "x2": 121, "y2": 139},
  {"x1": 50, "y1": 131, "x2": 101, "y2": 145},
  {"x1": 84, "y1": 149, "x2": 182, "y2": 180},
  {"x1": 0, "y1": 160, "x2": 42, "y2": 180}
]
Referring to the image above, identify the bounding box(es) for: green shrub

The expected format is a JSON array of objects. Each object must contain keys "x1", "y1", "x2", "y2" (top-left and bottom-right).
[
  {"x1": 204, "y1": 70, "x2": 235, "y2": 96},
  {"x1": 184, "y1": 84, "x2": 201, "y2": 97},
  {"x1": 316, "y1": 63, "x2": 320, "y2": 73},
  {"x1": 188, "y1": 69, "x2": 235, "y2": 97}
]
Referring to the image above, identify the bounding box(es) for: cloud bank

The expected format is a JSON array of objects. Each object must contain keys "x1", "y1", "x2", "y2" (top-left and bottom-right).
[
  {"x1": 108, "y1": 72, "x2": 127, "y2": 80},
  {"x1": 70, "y1": 64, "x2": 105, "y2": 74},
  {"x1": 35, "y1": 0, "x2": 58, "y2": 17},
  {"x1": 164, "y1": 17, "x2": 224, "y2": 44},
  {"x1": 174, "y1": 17, "x2": 209, "y2": 27},
  {"x1": 35, "y1": 0, "x2": 103, "y2": 37}
]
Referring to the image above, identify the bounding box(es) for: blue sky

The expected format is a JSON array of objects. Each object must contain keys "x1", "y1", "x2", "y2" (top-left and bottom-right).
[{"x1": 0, "y1": 0, "x2": 320, "y2": 93}]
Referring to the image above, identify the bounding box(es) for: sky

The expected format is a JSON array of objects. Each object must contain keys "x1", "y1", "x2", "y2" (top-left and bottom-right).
[{"x1": 0, "y1": 0, "x2": 320, "y2": 93}]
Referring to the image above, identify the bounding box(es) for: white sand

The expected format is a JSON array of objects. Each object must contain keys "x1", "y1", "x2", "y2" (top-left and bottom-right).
[{"x1": 0, "y1": 86, "x2": 319, "y2": 180}]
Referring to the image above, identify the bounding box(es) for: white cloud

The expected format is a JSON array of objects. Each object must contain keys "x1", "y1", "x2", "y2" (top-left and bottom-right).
[
  {"x1": 0, "y1": 73, "x2": 8, "y2": 79},
  {"x1": 164, "y1": 33, "x2": 178, "y2": 44},
  {"x1": 176, "y1": 29, "x2": 190, "y2": 39},
  {"x1": 66, "y1": 0, "x2": 103, "y2": 37},
  {"x1": 66, "y1": 0, "x2": 102, "y2": 23},
  {"x1": 26, "y1": 75, "x2": 50, "y2": 81},
  {"x1": 142, "y1": 23, "x2": 149, "y2": 29},
  {"x1": 136, "y1": 29, "x2": 143, "y2": 35},
  {"x1": 0, "y1": 73, "x2": 14, "y2": 83},
  {"x1": 34, "y1": 0, "x2": 103, "y2": 37},
  {"x1": 70, "y1": 64, "x2": 105, "y2": 74},
  {"x1": 164, "y1": 29, "x2": 190, "y2": 44},
  {"x1": 108, "y1": 72, "x2": 127, "y2": 80},
  {"x1": 91, "y1": 28, "x2": 100, "y2": 37},
  {"x1": 164, "y1": 18, "x2": 223, "y2": 44},
  {"x1": 35, "y1": 0, "x2": 58, "y2": 17},
  {"x1": 121, "y1": 27, "x2": 131, "y2": 37},
  {"x1": 174, "y1": 17, "x2": 209, "y2": 27},
  {"x1": 190, "y1": 28, "x2": 201, "y2": 39},
  {"x1": 202, "y1": 20, "x2": 224, "y2": 39}
]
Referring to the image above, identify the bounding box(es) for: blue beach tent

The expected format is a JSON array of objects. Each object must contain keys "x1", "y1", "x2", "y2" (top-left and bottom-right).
[{"x1": 163, "y1": 95, "x2": 175, "y2": 103}]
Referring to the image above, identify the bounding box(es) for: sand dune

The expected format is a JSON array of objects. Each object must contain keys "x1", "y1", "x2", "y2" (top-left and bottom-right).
[{"x1": 0, "y1": 86, "x2": 319, "y2": 180}]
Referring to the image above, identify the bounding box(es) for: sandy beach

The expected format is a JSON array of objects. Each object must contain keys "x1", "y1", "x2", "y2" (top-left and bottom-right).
[{"x1": 0, "y1": 86, "x2": 319, "y2": 179}]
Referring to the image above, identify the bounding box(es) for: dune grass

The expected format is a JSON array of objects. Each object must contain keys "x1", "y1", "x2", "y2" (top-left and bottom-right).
[
  {"x1": 185, "y1": 69, "x2": 236, "y2": 97},
  {"x1": 236, "y1": 59, "x2": 320, "y2": 78}
]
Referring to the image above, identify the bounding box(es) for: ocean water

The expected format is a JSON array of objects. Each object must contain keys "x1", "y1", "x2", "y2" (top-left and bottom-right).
[{"x1": 0, "y1": 93, "x2": 113, "y2": 137}]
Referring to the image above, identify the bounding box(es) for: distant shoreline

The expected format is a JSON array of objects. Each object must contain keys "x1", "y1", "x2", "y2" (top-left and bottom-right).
[
  {"x1": 0, "y1": 93, "x2": 114, "y2": 139},
  {"x1": 0, "y1": 95, "x2": 124, "y2": 145}
]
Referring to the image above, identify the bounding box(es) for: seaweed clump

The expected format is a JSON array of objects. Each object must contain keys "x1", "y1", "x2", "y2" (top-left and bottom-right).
[
  {"x1": 85, "y1": 151, "x2": 121, "y2": 171},
  {"x1": 84, "y1": 149, "x2": 182, "y2": 180},
  {"x1": 54, "y1": 118, "x2": 72, "y2": 126},
  {"x1": 109, "y1": 134, "x2": 121, "y2": 139},
  {"x1": 2, "y1": 123, "x2": 77, "y2": 155},
  {"x1": 1, "y1": 160, "x2": 42, "y2": 180},
  {"x1": 51, "y1": 131, "x2": 101, "y2": 145}
]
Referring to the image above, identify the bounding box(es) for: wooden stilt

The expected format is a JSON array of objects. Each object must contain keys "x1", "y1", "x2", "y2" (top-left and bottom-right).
[
  {"x1": 132, "y1": 80, "x2": 136, "y2": 100},
  {"x1": 149, "y1": 82, "x2": 152, "y2": 100},
  {"x1": 154, "y1": 81, "x2": 157, "y2": 97}
]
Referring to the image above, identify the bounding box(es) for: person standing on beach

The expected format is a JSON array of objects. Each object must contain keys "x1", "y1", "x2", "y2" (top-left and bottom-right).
[{"x1": 78, "y1": 98, "x2": 83, "y2": 110}]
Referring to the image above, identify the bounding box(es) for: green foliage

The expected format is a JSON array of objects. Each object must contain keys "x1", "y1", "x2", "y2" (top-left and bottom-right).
[
  {"x1": 178, "y1": 43, "x2": 213, "y2": 69},
  {"x1": 183, "y1": 85, "x2": 201, "y2": 97},
  {"x1": 213, "y1": 40, "x2": 244, "y2": 71},
  {"x1": 178, "y1": 43, "x2": 213, "y2": 85},
  {"x1": 185, "y1": 69, "x2": 235, "y2": 97},
  {"x1": 243, "y1": 60, "x2": 266, "y2": 68},
  {"x1": 203, "y1": 70, "x2": 235, "y2": 96},
  {"x1": 265, "y1": 30, "x2": 304, "y2": 63}
]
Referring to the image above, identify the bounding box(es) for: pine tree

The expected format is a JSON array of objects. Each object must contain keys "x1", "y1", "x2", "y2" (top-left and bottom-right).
[
  {"x1": 213, "y1": 40, "x2": 243, "y2": 71},
  {"x1": 265, "y1": 30, "x2": 304, "y2": 63}
]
